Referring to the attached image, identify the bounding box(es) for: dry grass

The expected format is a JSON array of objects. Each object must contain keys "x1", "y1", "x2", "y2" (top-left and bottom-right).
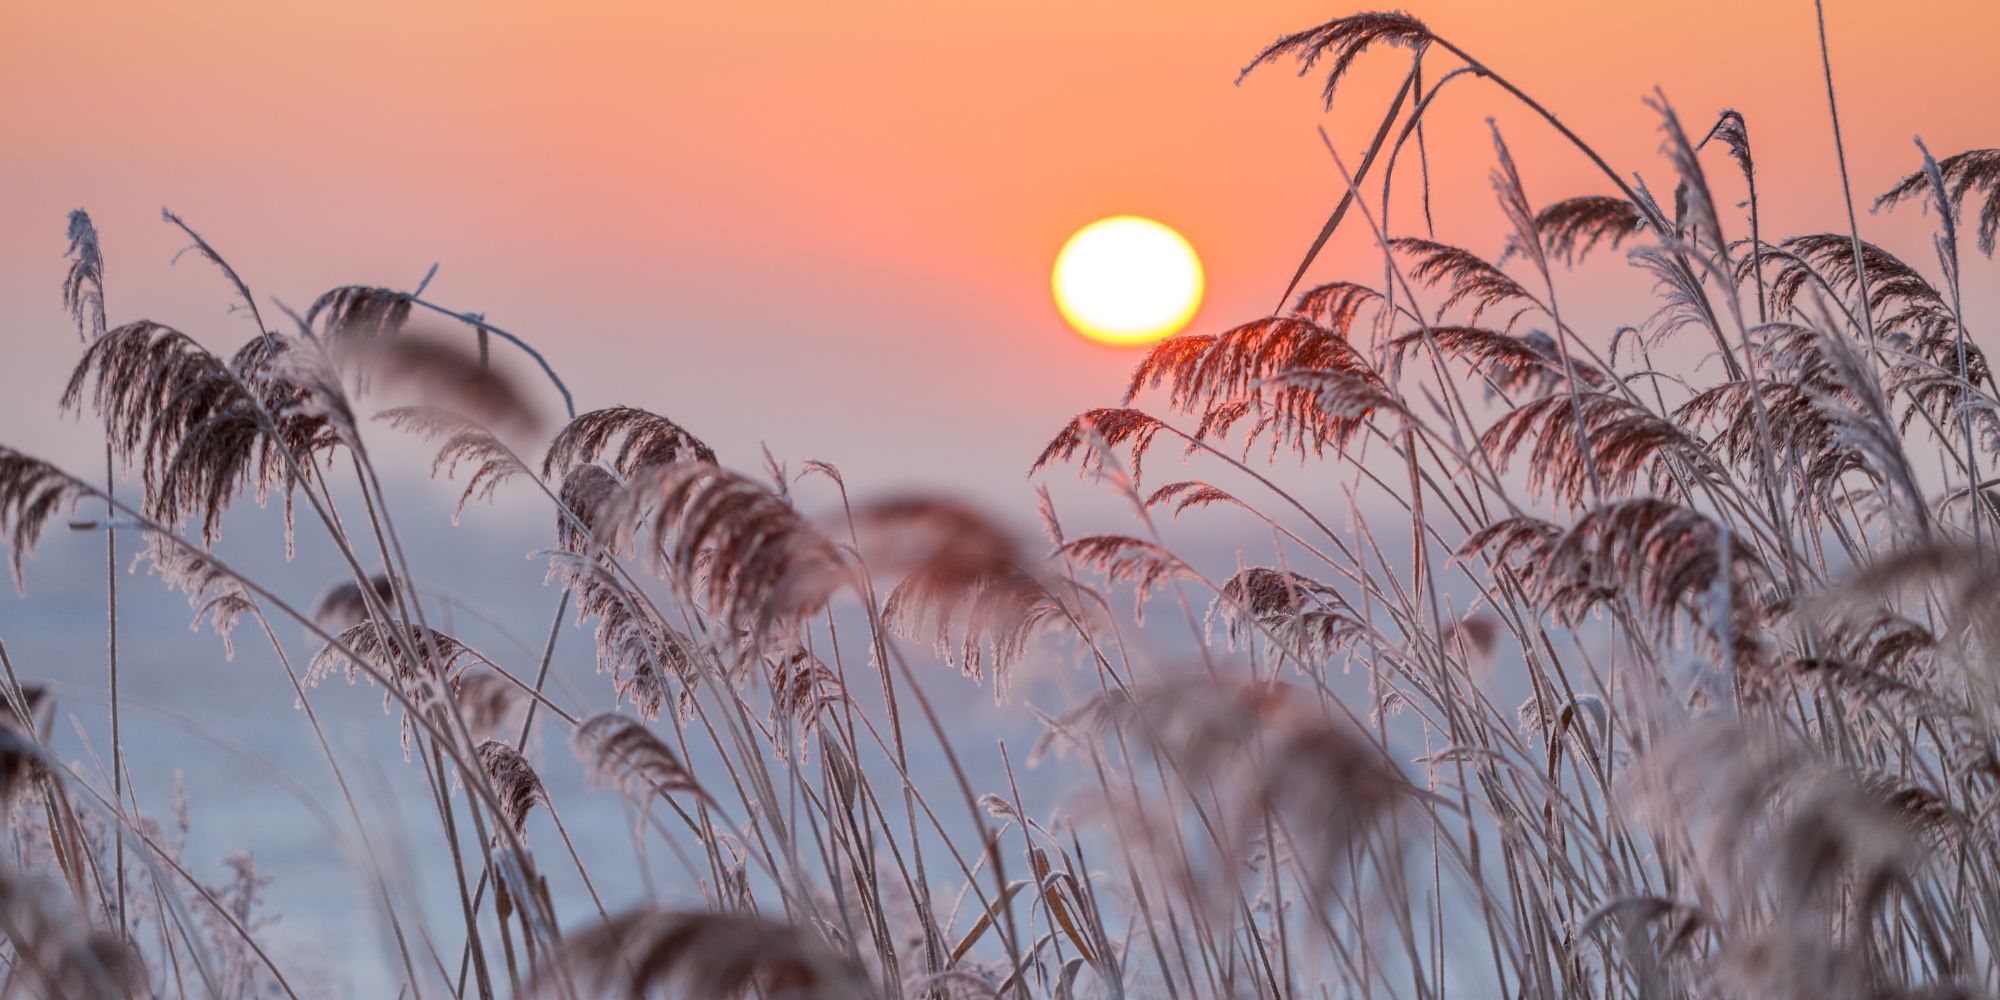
[{"x1": 1, "y1": 6, "x2": 1999, "y2": 998}]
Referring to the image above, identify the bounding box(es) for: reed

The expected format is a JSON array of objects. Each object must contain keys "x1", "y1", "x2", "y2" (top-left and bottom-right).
[{"x1": 2, "y1": 6, "x2": 1999, "y2": 998}]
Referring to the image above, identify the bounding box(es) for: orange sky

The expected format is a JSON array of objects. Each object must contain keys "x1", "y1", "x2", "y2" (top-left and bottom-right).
[{"x1": 3, "y1": 0, "x2": 1997, "y2": 505}]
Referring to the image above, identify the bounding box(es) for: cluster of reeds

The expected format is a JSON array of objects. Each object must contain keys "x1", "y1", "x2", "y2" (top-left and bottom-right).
[{"x1": 3, "y1": 5, "x2": 2000, "y2": 998}]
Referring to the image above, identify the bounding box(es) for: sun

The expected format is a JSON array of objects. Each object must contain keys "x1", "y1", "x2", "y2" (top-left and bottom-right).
[{"x1": 1053, "y1": 216, "x2": 1204, "y2": 347}]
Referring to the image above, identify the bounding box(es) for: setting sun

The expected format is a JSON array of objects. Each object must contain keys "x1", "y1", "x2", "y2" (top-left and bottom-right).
[{"x1": 1052, "y1": 215, "x2": 1204, "y2": 346}]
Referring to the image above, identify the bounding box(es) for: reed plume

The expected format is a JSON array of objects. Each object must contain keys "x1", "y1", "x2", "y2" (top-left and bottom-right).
[
  {"x1": 307, "y1": 620, "x2": 485, "y2": 690},
  {"x1": 309, "y1": 620, "x2": 490, "y2": 750},
  {"x1": 763, "y1": 644, "x2": 848, "y2": 757},
  {"x1": 307, "y1": 573, "x2": 396, "y2": 634},
  {"x1": 529, "y1": 908, "x2": 877, "y2": 999},
  {"x1": 553, "y1": 463, "x2": 623, "y2": 554},
  {"x1": 1208, "y1": 567, "x2": 1367, "y2": 658},
  {"x1": 571, "y1": 712, "x2": 705, "y2": 804},
  {"x1": 1504, "y1": 196, "x2": 1649, "y2": 266},
  {"x1": 470, "y1": 740, "x2": 546, "y2": 836},
  {"x1": 1389, "y1": 325, "x2": 1603, "y2": 395},
  {"x1": 1289, "y1": 280, "x2": 1382, "y2": 329},
  {"x1": 1041, "y1": 678, "x2": 1408, "y2": 910},
  {"x1": 63, "y1": 210, "x2": 106, "y2": 343},
  {"x1": 335, "y1": 333, "x2": 546, "y2": 438},
  {"x1": 1031, "y1": 408, "x2": 1168, "y2": 483},
  {"x1": 1394, "y1": 236, "x2": 1536, "y2": 325},
  {"x1": 598, "y1": 462, "x2": 848, "y2": 641},
  {"x1": 1481, "y1": 389, "x2": 1716, "y2": 507},
  {"x1": 0, "y1": 868, "x2": 145, "y2": 999},
  {"x1": 377, "y1": 406, "x2": 535, "y2": 520},
  {"x1": 551, "y1": 552, "x2": 704, "y2": 721},
  {"x1": 0, "y1": 448, "x2": 87, "y2": 589},
  {"x1": 1237, "y1": 11, "x2": 1431, "y2": 108},
  {"x1": 305, "y1": 285, "x2": 412, "y2": 343},
  {"x1": 1464, "y1": 497, "x2": 1769, "y2": 664},
  {"x1": 60, "y1": 322, "x2": 266, "y2": 543},
  {"x1": 1879, "y1": 148, "x2": 2000, "y2": 256},
  {"x1": 542, "y1": 405, "x2": 716, "y2": 480},
  {"x1": 864, "y1": 495, "x2": 1077, "y2": 699},
  {"x1": 452, "y1": 670, "x2": 522, "y2": 745},
  {"x1": 0, "y1": 685, "x2": 52, "y2": 813},
  {"x1": 129, "y1": 531, "x2": 255, "y2": 658}
]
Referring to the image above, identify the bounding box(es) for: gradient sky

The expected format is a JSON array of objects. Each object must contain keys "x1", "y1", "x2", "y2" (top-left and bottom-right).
[{"x1": 3, "y1": 0, "x2": 1997, "y2": 505}]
